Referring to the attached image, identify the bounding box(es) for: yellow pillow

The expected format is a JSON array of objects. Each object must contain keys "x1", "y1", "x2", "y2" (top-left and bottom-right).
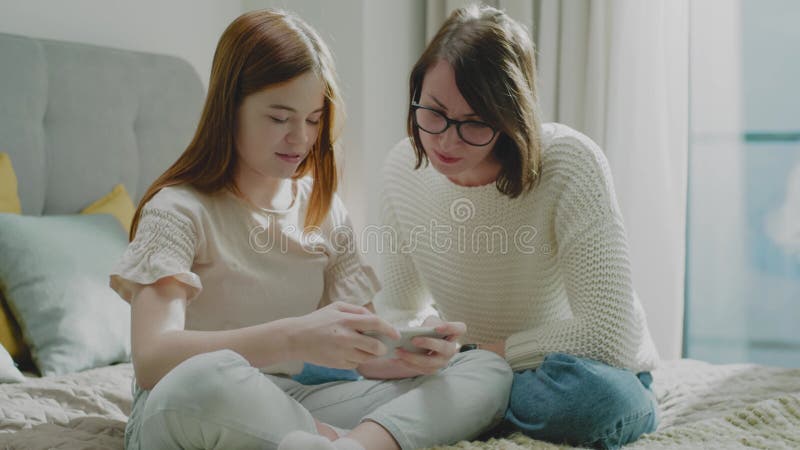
[
  {"x1": 81, "y1": 184, "x2": 136, "y2": 234},
  {"x1": 0, "y1": 294, "x2": 27, "y2": 362},
  {"x1": 0, "y1": 152, "x2": 26, "y2": 361},
  {"x1": 0, "y1": 152, "x2": 22, "y2": 214}
]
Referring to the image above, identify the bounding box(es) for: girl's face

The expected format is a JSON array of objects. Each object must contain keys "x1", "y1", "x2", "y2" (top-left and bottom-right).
[
  {"x1": 236, "y1": 72, "x2": 325, "y2": 180},
  {"x1": 417, "y1": 60, "x2": 500, "y2": 185}
]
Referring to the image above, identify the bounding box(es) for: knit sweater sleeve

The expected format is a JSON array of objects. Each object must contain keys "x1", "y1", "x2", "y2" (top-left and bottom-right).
[
  {"x1": 505, "y1": 141, "x2": 658, "y2": 371},
  {"x1": 373, "y1": 181, "x2": 439, "y2": 327}
]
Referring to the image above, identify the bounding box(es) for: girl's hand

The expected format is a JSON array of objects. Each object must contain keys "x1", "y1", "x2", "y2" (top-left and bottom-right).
[
  {"x1": 356, "y1": 357, "x2": 425, "y2": 380},
  {"x1": 393, "y1": 315, "x2": 466, "y2": 375},
  {"x1": 288, "y1": 301, "x2": 400, "y2": 369}
]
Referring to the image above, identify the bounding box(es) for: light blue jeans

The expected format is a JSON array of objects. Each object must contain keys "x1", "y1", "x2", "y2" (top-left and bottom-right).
[
  {"x1": 497, "y1": 353, "x2": 659, "y2": 449},
  {"x1": 124, "y1": 349, "x2": 512, "y2": 450}
]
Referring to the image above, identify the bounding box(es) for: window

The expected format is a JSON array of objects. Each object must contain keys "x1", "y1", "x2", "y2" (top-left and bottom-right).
[{"x1": 685, "y1": 0, "x2": 800, "y2": 367}]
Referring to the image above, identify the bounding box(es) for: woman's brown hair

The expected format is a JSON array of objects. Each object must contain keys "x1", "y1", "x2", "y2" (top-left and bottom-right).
[
  {"x1": 408, "y1": 4, "x2": 542, "y2": 198},
  {"x1": 130, "y1": 9, "x2": 342, "y2": 240}
]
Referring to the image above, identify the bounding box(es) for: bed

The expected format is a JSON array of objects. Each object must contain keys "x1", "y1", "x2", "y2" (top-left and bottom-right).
[
  {"x1": 1, "y1": 32, "x2": 799, "y2": 450},
  {"x1": 1, "y1": 359, "x2": 798, "y2": 449}
]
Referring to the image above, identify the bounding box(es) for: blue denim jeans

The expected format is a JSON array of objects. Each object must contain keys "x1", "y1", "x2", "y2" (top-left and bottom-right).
[
  {"x1": 497, "y1": 353, "x2": 659, "y2": 449},
  {"x1": 291, "y1": 363, "x2": 362, "y2": 385}
]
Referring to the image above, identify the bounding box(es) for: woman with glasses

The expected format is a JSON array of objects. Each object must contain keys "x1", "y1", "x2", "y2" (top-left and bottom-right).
[{"x1": 376, "y1": 5, "x2": 661, "y2": 449}]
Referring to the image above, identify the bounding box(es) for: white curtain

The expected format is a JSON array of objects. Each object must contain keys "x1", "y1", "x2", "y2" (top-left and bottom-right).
[{"x1": 426, "y1": 0, "x2": 689, "y2": 359}]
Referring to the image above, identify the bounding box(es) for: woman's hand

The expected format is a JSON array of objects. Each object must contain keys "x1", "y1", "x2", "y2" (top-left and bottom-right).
[
  {"x1": 287, "y1": 301, "x2": 400, "y2": 370},
  {"x1": 479, "y1": 340, "x2": 506, "y2": 358},
  {"x1": 393, "y1": 315, "x2": 466, "y2": 375}
]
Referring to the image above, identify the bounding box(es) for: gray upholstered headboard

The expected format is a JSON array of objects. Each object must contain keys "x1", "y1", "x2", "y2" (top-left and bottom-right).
[{"x1": 0, "y1": 32, "x2": 204, "y2": 215}]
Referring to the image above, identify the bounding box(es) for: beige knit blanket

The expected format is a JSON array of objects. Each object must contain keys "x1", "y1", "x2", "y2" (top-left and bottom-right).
[
  {"x1": 1, "y1": 359, "x2": 798, "y2": 449},
  {"x1": 426, "y1": 359, "x2": 800, "y2": 449}
]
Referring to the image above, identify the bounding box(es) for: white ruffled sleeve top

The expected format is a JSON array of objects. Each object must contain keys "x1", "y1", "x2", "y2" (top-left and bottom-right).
[{"x1": 109, "y1": 178, "x2": 379, "y2": 374}]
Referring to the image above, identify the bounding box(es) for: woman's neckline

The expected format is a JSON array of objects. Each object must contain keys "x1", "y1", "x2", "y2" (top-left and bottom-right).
[{"x1": 428, "y1": 163, "x2": 500, "y2": 194}]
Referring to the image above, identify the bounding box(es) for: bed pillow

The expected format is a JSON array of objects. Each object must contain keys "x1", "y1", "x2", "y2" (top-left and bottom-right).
[
  {"x1": 81, "y1": 184, "x2": 136, "y2": 234},
  {"x1": 0, "y1": 213, "x2": 131, "y2": 376},
  {"x1": 0, "y1": 343, "x2": 25, "y2": 383},
  {"x1": 0, "y1": 293, "x2": 28, "y2": 363},
  {"x1": 0, "y1": 152, "x2": 29, "y2": 363}
]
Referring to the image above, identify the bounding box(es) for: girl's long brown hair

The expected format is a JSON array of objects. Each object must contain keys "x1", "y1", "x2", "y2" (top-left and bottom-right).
[{"x1": 130, "y1": 9, "x2": 342, "y2": 240}]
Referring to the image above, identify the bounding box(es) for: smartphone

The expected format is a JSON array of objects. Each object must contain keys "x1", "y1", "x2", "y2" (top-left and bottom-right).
[{"x1": 363, "y1": 327, "x2": 449, "y2": 359}]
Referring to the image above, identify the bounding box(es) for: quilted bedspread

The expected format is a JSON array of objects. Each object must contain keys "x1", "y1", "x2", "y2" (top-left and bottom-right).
[
  {"x1": 0, "y1": 362, "x2": 132, "y2": 449},
  {"x1": 0, "y1": 359, "x2": 798, "y2": 449}
]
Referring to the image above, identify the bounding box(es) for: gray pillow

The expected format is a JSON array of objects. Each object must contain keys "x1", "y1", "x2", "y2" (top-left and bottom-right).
[
  {"x1": 0, "y1": 343, "x2": 25, "y2": 383},
  {"x1": 0, "y1": 213, "x2": 130, "y2": 376}
]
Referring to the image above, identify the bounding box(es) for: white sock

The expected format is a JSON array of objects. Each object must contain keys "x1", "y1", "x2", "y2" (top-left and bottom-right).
[
  {"x1": 278, "y1": 431, "x2": 364, "y2": 450},
  {"x1": 278, "y1": 431, "x2": 334, "y2": 450},
  {"x1": 332, "y1": 437, "x2": 365, "y2": 450}
]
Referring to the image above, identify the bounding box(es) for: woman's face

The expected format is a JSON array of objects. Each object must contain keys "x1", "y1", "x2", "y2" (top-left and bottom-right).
[
  {"x1": 417, "y1": 60, "x2": 500, "y2": 184},
  {"x1": 236, "y1": 71, "x2": 325, "y2": 180}
]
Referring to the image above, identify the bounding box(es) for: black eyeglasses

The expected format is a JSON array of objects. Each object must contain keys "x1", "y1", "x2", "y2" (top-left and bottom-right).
[{"x1": 410, "y1": 102, "x2": 497, "y2": 147}]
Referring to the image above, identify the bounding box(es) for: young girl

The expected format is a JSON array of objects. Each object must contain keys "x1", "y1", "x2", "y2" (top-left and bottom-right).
[
  {"x1": 110, "y1": 10, "x2": 511, "y2": 450},
  {"x1": 377, "y1": 5, "x2": 660, "y2": 449}
]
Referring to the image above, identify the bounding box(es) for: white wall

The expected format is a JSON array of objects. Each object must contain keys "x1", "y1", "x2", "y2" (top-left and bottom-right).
[
  {"x1": 0, "y1": 0, "x2": 241, "y2": 88},
  {"x1": 362, "y1": 1, "x2": 426, "y2": 266}
]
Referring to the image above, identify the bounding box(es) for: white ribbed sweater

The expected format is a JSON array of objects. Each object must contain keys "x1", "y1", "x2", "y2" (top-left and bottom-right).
[{"x1": 375, "y1": 123, "x2": 660, "y2": 372}]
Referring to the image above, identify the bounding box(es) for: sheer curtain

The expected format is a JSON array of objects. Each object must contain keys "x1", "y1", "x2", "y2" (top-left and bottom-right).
[{"x1": 426, "y1": 0, "x2": 689, "y2": 359}]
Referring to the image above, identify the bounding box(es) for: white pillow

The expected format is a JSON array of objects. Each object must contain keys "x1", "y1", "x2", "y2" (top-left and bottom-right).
[
  {"x1": 1, "y1": 343, "x2": 25, "y2": 383},
  {"x1": 0, "y1": 213, "x2": 131, "y2": 376}
]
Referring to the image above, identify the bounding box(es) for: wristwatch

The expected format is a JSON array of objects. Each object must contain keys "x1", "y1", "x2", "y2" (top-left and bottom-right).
[{"x1": 459, "y1": 343, "x2": 479, "y2": 352}]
